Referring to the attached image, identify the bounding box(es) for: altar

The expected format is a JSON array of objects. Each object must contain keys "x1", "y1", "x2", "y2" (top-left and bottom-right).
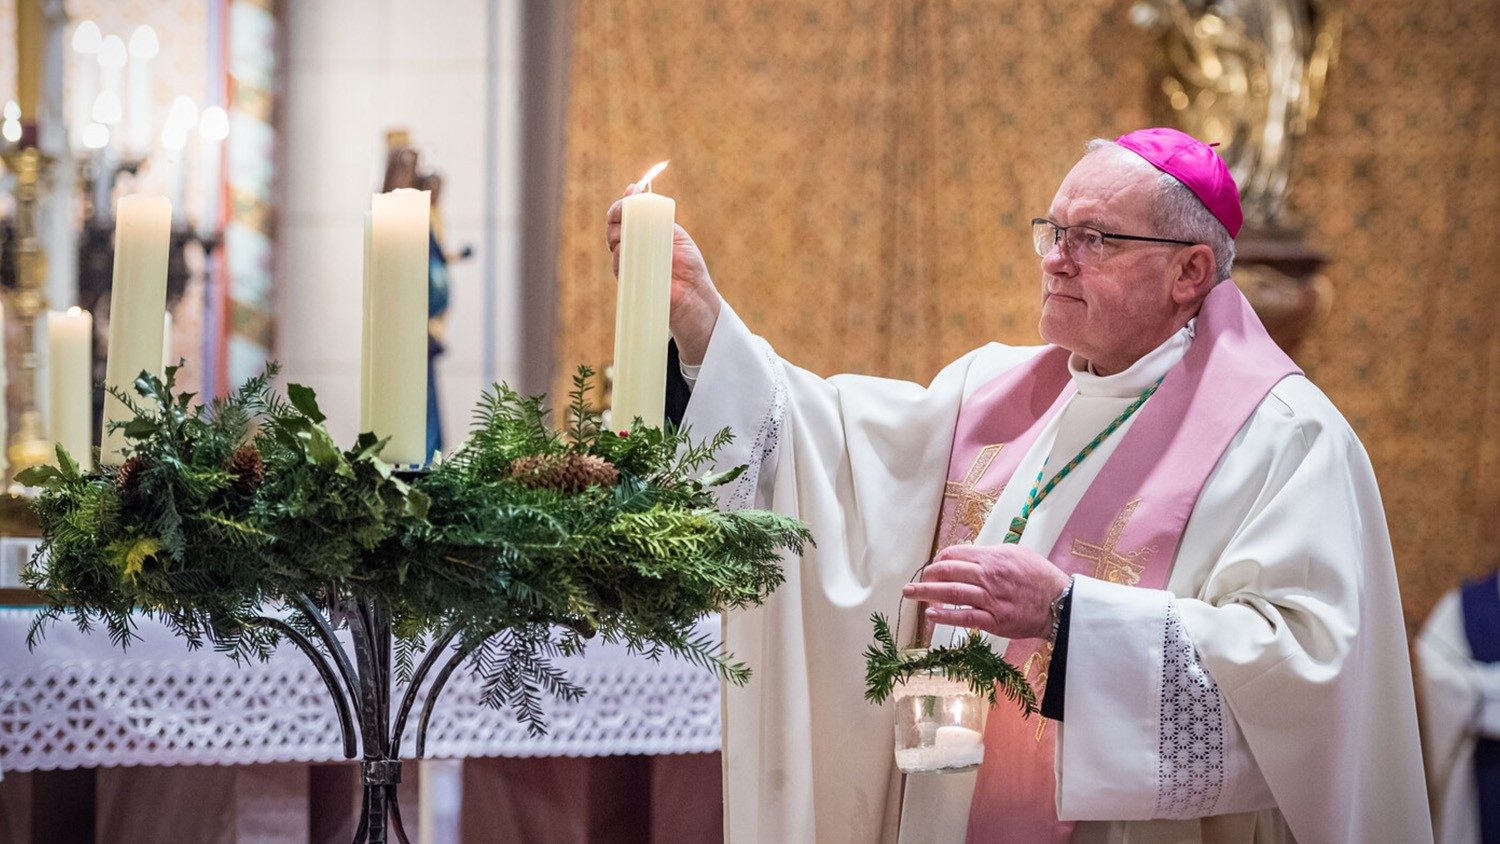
[{"x1": 0, "y1": 587, "x2": 725, "y2": 841}]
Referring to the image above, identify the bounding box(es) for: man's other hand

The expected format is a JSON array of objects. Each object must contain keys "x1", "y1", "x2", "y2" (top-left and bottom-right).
[{"x1": 902, "y1": 544, "x2": 1071, "y2": 640}]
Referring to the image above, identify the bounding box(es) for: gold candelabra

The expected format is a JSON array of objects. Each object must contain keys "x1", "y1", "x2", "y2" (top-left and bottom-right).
[{"x1": 1, "y1": 143, "x2": 59, "y2": 486}]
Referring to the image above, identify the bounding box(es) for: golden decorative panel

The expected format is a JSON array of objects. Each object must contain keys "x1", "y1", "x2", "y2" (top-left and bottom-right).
[{"x1": 558, "y1": 1, "x2": 1500, "y2": 628}]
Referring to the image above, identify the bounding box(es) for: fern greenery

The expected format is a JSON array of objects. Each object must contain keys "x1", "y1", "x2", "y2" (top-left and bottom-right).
[{"x1": 20, "y1": 364, "x2": 811, "y2": 735}]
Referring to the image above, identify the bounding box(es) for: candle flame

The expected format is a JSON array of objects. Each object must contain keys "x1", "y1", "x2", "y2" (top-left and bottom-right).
[
  {"x1": 67, "y1": 306, "x2": 83, "y2": 317},
  {"x1": 635, "y1": 160, "x2": 670, "y2": 193}
]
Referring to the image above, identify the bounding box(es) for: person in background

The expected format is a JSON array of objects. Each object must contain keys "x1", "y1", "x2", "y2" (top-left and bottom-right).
[{"x1": 1418, "y1": 573, "x2": 1500, "y2": 843}]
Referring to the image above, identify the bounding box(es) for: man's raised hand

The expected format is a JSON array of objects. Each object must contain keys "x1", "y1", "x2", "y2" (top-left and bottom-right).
[{"x1": 605, "y1": 185, "x2": 723, "y2": 365}]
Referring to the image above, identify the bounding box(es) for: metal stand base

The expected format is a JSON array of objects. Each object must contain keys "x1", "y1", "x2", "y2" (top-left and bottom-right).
[{"x1": 257, "y1": 594, "x2": 482, "y2": 844}]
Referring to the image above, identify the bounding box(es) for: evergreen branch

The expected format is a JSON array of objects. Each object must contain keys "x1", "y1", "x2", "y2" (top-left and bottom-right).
[
  {"x1": 24, "y1": 360, "x2": 813, "y2": 736},
  {"x1": 863, "y1": 613, "x2": 1037, "y2": 716}
]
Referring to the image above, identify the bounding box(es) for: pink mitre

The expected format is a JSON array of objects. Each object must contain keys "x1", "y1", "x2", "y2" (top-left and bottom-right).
[{"x1": 1114, "y1": 127, "x2": 1243, "y2": 238}]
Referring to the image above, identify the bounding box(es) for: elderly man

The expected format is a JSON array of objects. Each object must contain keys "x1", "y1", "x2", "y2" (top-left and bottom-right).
[{"x1": 605, "y1": 129, "x2": 1430, "y2": 842}]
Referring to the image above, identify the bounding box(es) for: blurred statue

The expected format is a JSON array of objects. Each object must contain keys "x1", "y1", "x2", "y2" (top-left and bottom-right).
[
  {"x1": 1132, "y1": 0, "x2": 1342, "y2": 231},
  {"x1": 1131, "y1": 0, "x2": 1341, "y2": 355}
]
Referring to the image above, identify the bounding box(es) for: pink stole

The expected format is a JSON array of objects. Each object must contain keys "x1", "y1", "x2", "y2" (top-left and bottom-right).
[{"x1": 926, "y1": 282, "x2": 1301, "y2": 842}]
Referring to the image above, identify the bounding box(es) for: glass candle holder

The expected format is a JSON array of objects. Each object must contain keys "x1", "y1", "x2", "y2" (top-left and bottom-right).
[{"x1": 892, "y1": 651, "x2": 989, "y2": 774}]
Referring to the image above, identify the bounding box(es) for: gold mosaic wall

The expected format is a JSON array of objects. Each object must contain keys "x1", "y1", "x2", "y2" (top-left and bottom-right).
[{"x1": 558, "y1": 1, "x2": 1500, "y2": 627}]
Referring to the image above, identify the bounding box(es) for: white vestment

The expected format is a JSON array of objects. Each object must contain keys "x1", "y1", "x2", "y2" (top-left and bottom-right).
[
  {"x1": 1416, "y1": 584, "x2": 1500, "y2": 844},
  {"x1": 683, "y1": 302, "x2": 1431, "y2": 843}
]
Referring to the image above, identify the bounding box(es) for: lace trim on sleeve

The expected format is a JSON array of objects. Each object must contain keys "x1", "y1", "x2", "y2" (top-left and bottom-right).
[
  {"x1": 721, "y1": 335, "x2": 786, "y2": 510},
  {"x1": 1152, "y1": 600, "x2": 1225, "y2": 819}
]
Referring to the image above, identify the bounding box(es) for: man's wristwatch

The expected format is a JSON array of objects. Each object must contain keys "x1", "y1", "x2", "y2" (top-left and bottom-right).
[{"x1": 1047, "y1": 575, "x2": 1075, "y2": 642}]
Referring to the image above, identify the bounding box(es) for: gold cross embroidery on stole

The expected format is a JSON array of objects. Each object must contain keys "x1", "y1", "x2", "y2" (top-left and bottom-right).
[
  {"x1": 940, "y1": 444, "x2": 1005, "y2": 547},
  {"x1": 1069, "y1": 498, "x2": 1156, "y2": 588},
  {"x1": 1019, "y1": 498, "x2": 1157, "y2": 741}
]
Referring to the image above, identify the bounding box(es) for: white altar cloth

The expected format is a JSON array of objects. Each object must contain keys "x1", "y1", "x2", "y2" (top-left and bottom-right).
[{"x1": 0, "y1": 606, "x2": 721, "y2": 772}]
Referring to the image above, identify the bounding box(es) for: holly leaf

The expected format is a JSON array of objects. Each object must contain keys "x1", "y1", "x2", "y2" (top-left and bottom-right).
[
  {"x1": 287, "y1": 384, "x2": 326, "y2": 424},
  {"x1": 15, "y1": 464, "x2": 61, "y2": 487},
  {"x1": 124, "y1": 418, "x2": 158, "y2": 439},
  {"x1": 351, "y1": 431, "x2": 386, "y2": 462},
  {"x1": 56, "y1": 444, "x2": 81, "y2": 480},
  {"x1": 306, "y1": 429, "x2": 343, "y2": 469}
]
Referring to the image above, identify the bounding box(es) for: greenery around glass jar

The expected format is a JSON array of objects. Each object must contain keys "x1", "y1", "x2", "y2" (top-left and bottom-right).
[{"x1": 863, "y1": 613, "x2": 1037, "y2": 715}]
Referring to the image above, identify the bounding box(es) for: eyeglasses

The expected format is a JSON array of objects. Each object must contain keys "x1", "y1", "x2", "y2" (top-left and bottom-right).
[{"x1": 1031, "y1": 218, "x2": 1197, "y2": 263}]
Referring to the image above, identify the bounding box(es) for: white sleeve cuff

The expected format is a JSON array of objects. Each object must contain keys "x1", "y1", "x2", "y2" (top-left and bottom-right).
[
  {"x1": 1056, "y1": 575, "x2": 1173, "y2": 820},
  {"x1": 678, "y1": 303, "x2": 786, "y2": 511},
  {"x1": 1056, "y1": 577, "x2": 1272, "y2": 820},
  {"x1": 679, "y1": 358, "x2": 702, "y2": 388}
]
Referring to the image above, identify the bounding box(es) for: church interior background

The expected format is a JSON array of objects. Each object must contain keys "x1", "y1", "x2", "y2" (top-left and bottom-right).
[{"x1": 0, "y1": 0, "x2": 1496, "y2": 841}]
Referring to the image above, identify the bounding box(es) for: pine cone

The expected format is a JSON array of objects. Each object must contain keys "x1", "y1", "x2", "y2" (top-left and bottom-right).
[
  {"x1": 228, "y1": 445, "x2": 265, "y2": 495},
  {"x1": 508, "y1": 453, "x2": 620, "y2": 492},
  {"x1": 115, "y1": 455, "x2": 148, "y2": 497}
]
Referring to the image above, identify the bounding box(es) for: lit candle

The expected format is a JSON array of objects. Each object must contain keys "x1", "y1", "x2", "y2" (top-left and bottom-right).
[
  {"x1": 611, "y1": 161, "x2": 674, "y2": 431},
  {"x1": 101, "y1": 195, "x2": 171, "y2": 460},
  {"x1": 934, "y1": 725, "x2": 983, "y2": 749},
  {"x1": 361, "y1": 189, "x2": 430, "y2": 465},
  {"x1": 895, "y1": 725, "x2": 985, "y2": 773},
  {"x1": 46, "y1": 308, "x2": 94, "y2": 470}
]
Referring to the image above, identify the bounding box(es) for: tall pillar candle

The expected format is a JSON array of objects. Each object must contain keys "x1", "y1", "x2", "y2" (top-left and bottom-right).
[
  {"x1": 359, "y1": 211, "x2": 374, "y2": 435},
  {"x1": 47, "y1": 308, "x2": 94, "y2": 469},
  {"x1": 126, "y1": 26, "x2": 157, "y2": 157},
  {"x1": 101, "y1": 195, "x2": 170, "y2": 460},
  {"x1": 611, "y1": 169, "x2": 675, "y2": 431},
  {"x1": 361, "y1": 189, "x2": 430, "y2": 465},
  {"x1": 162, "y1": 310, "x2": 174, "y2": 372}
]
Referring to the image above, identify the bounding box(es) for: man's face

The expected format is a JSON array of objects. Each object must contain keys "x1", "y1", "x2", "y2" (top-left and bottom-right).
[{"x1": 1037, "y1": 149, "x2": 1190, "y2": 374}]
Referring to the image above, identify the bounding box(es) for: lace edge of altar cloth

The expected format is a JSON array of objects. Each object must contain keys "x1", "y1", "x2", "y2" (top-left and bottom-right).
[{"x1": 0, "y1": 606, "x2": 722, "y2": 772}]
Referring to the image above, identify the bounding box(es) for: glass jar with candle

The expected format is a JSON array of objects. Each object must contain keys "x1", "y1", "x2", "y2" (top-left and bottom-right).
[{"x1": 892, "y1": 650, "x2": 989, "y2": 774}]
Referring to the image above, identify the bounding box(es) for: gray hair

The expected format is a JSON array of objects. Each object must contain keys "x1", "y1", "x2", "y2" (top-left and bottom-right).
[{"x1": 1084, "y1": 138, "x2": 1235, "y2": 282}]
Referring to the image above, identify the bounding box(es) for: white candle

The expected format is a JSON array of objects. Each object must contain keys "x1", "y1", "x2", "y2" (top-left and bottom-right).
[
  {"x1": 46, "y1": 308, "x2": 94, "y2": 470},
  {"x1": 162, "y1": 311, "x2": 174, "y2": 373},
  {"x1": 160, "y1": 129, "x2": 186, "y2": 220},
  {"x1": 611, "y1": 162, "x2": 674, "y2": 431},
  {"x1": 126, "y1": 26, "x2": 157, "y2": 157},
  {"x1": 196, "y1": 106, "x2": 228, "y2": 229},
  {"x1": 935, "y1": 725, "x2": 983, "y2": 748},
  {"x1": 359, "y1": 211, "x2": 374, "y2": 435},
  {"x1": 101, "y1": 195, "x2": 170, "y2": 460},
  {"x1": 361, "y1": 189, "x2": 430, "y2": 465},
  {"x1": 96, "y1": 35, "x2": 124, "y2": 147},
  {"x1": 895, "y1": 725, "x2": 985, "y2": 773},
  {"x1": 70, "y1": 21, "x2": 100, "y2": 145}
]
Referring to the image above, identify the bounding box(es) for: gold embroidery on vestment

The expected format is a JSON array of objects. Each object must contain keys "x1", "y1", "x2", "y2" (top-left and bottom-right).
[
  {"x1": 1014, "y1": 499, "x2": 1159, "y2": 742},
  {"x1": 940, "y1": 444, "x2": 1005, "y2": 546},
  {"x1": 1070, "y1": 498, "x2": 1157, "y2": 586},
  {"x1": 1022, "y1": 641, "x2": 1055, "y2": 742}
]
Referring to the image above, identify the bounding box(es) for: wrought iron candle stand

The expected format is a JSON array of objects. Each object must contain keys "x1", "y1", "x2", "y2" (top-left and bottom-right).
[
  {"x1": 252, "y1": 591, "x2": 483, "y2": 844},
  {"x1": 248, "y1": 470, "x2": 493, "y2": 844}
]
